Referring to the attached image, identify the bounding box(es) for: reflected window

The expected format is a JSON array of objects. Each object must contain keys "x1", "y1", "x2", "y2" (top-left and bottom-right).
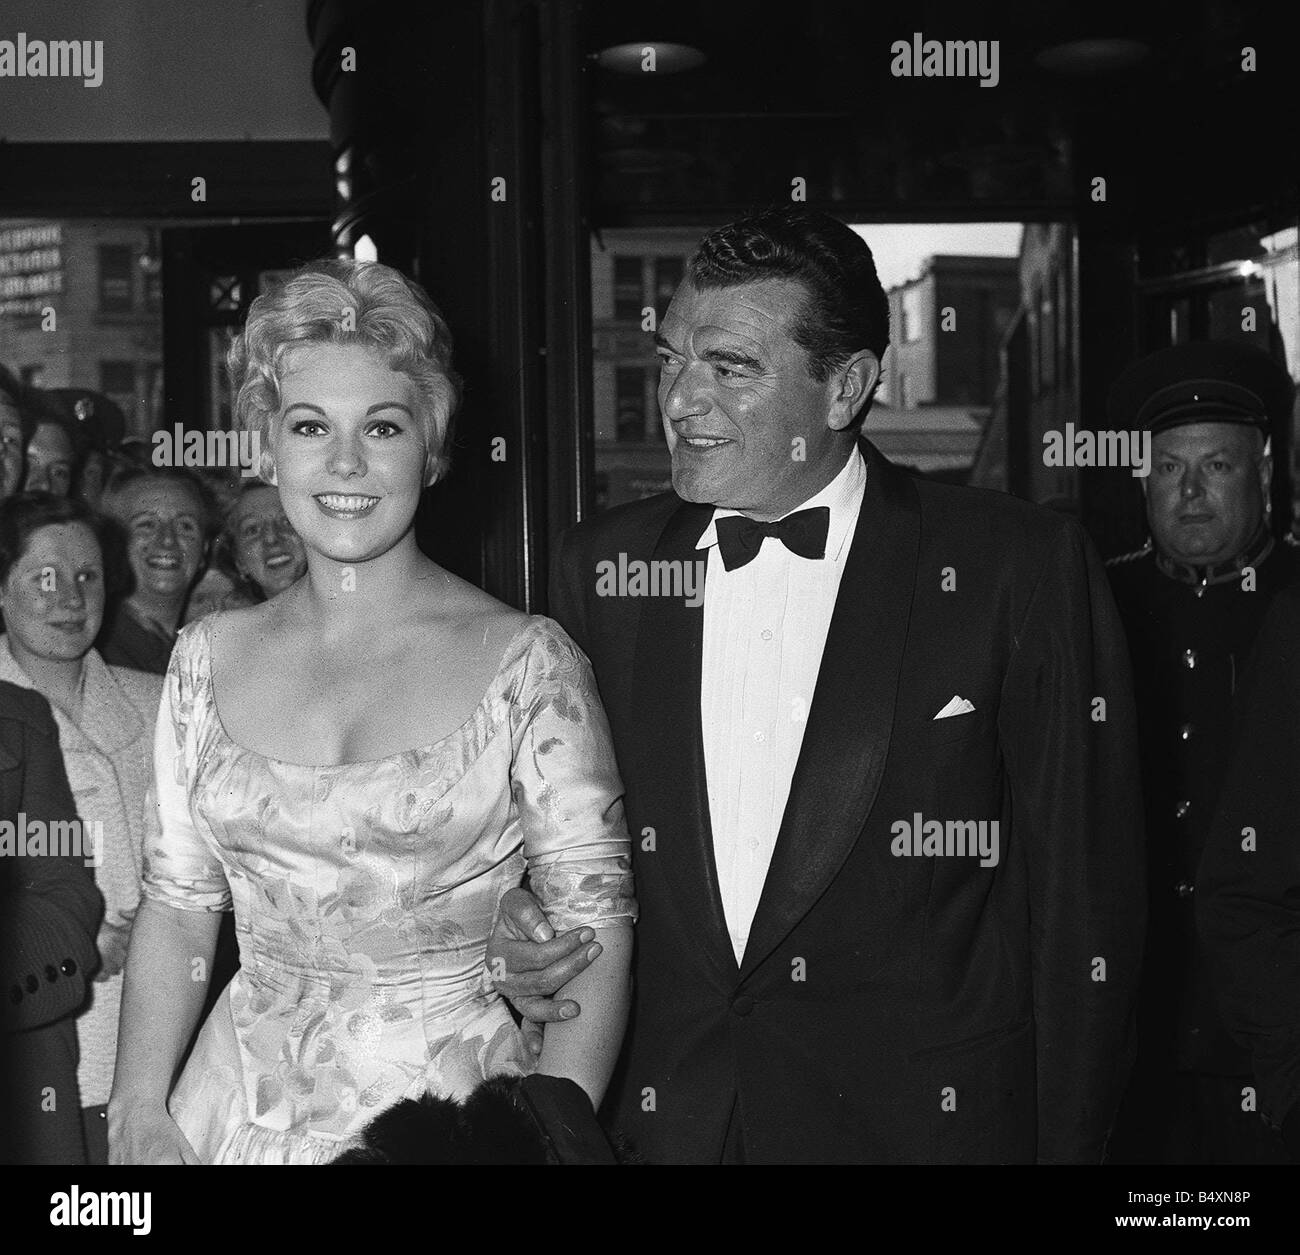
[
  {"x1": 613, "y1": 257, "x2": 643, "y2": 321},
  {"x1": 98, "y1": 245, "x2": 134, "y2": 312},
  {"x1": 616, "y1": 366, "x2": 646, "y2": 443},
  {"x1": 901, "y1": 286, "x2": 924, "y2": 342}
]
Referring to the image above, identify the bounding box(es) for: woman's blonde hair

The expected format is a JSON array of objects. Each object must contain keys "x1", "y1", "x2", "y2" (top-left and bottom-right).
[{"x1": 228, "y1": 259, "x2": 461, "y2": 485}]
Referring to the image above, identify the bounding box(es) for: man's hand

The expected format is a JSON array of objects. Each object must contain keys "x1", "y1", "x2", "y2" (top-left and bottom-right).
[
  {"x1": 487, "y1": 888, "x2": 602, "y2": 1057},
  {"x1": 94, "y1": 921, "x2": 132, "y2": 982}
]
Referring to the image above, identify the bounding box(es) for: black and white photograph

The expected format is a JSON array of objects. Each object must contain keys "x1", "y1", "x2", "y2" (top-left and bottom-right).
[{"x1": 0, "y1": 0, "x2": 1297, "y2": 1231}]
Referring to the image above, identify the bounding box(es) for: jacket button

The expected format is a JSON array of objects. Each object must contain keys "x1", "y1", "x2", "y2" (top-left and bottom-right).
[
  {"x1": 45, "y1": 965, "x2": 58, "y2": 983},
  {"x1": 1182, "y1": 649, "x2": 1197, "y2": 669},
  {"x1": 24, "y1": 973, "x2": 39, "y2": 994},
  {"x1": 59, "y1": 958, "x2": 77, "y2": 976},
  {"x1": 732, "y1": 994, "x2": 755, "y2": 1017},
  {"x1": 8, "y1": 985, "x2": 21, "y2": 1005},
  {"x1": 1174, "y1": 880, "x2": 1195, "y2": 899},
  {"x1": 1179, "y1": 723, "x2": 1194, "y2": 741}
]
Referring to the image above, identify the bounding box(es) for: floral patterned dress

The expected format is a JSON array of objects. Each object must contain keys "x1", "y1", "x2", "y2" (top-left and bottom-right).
[{"x1": 142, "y1": 614, "x2": 636, "y2": 1164}]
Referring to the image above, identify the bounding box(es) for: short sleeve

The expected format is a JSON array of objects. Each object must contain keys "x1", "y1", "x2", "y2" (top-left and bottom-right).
[
  {"x1": 509, "y1": 619, "x2": 636, "y2": 933},
  {"x1": 140, "y1": 623, "x2": 232, "y2": 912}
]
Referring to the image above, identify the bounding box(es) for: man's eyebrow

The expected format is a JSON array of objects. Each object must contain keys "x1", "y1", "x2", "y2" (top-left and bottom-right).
[
  {"x1": 652, "y1": 332, "x2": 678, "y2": 353},
  {"x1": 701, "y1": 346, "x2": 763, "y2": 370}
]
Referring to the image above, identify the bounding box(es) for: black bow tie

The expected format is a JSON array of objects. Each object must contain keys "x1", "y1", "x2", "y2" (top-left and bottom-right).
[{"x1": 713, "y1": 506, "x2": 831, "y2": 572}]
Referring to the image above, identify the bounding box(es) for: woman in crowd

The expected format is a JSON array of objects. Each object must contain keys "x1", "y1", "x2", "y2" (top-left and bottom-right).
[
  {"x1": 226, "y1": 479, "x2": 307, "y2": 600},
  {"x1": 0, "y1": 492, "x2": 162, "y2": 1163},
  {"x1": 108, "y1": 259, "x2": 634, "y2": 1166},
  {"x1": 96, "y1": 466, "x2": 212, "y2": 674}
]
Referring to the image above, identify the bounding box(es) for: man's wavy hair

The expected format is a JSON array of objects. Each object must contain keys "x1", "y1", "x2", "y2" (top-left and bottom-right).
[
  {"x1": 228, "y1": 260, "x2": 462, "y2": 485},
  {"x1": 687, "y1": 207, "x2": 891, "y2": 422}
]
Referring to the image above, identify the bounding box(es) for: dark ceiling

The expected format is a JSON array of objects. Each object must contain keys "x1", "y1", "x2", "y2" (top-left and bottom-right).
[{"x1": 580, "y1": 0, "x2": 1296, "y2": 229}]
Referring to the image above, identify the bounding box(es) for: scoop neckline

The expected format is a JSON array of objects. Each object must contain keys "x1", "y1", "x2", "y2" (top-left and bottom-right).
[{"x1": 194, "y1": 612, "x2": 542, "y2": 770}]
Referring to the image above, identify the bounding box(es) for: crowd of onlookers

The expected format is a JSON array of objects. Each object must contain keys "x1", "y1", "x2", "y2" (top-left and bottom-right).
[{"x1": 0, "y1": 363, "x2": 306, "y2": 1163}]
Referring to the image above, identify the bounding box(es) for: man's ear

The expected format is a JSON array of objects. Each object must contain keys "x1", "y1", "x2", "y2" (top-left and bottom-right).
[{"x1": 827, "y1": 351, "x2": 881, "y2": 432}]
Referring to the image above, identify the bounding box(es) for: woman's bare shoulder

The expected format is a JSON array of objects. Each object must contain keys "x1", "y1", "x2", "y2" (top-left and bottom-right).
[
  {"x1": 206, "y1": 599, "x2": 291, "y2": 663},
  {"x1": 419, "y1": 566, "x2": 529, "y2": 635}
]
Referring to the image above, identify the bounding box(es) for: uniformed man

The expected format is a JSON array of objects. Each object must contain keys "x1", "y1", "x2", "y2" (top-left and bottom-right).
[{"x1": 1105, "y1": 338, "x2": 1297, "y2": 1163}]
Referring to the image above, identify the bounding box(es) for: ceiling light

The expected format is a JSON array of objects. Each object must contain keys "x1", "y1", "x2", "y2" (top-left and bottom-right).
[{"x1": 596, "y1": 41, "x2": 705, "y2": 75}]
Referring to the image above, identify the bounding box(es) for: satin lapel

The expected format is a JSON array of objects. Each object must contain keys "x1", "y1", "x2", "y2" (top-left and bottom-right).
[
  {"x1": 629, "y1": 499, "x2": 738, "y2": 979},
  {"x1": 740, "y1": 441, "x2": 921, "y2": 979}
]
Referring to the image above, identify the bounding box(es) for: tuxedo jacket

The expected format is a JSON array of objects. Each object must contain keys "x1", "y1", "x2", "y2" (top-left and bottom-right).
[
  {"x1": 550, "y1": 440, "x2": 1145, "y2": 1164},
  {"x1": 1, "y1": 681, "x2": 104, "y2": 1163}
]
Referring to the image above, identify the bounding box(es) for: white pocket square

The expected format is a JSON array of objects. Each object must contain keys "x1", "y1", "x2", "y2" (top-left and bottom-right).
[{"x1": 933, "y1": 696, "x2": 975, "y2": 720}]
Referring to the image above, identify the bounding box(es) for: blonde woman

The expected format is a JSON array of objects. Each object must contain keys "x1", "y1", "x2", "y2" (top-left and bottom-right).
[{"x1": 108, "y1": 261, "x2": 634, "y2": 1165}]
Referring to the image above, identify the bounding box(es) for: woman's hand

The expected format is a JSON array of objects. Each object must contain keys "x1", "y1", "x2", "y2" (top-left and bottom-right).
[
  {"x1": 94, "y1": 921, "x2": 132, "y2": 982},
  {"x1": 107, "y1": 1104, "x2": 202, "y2": 1165}
]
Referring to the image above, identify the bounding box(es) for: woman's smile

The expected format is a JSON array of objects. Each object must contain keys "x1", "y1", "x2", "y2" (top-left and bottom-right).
[{"x1": 313, "y1": 492, "x2": 381, "y2": 519}]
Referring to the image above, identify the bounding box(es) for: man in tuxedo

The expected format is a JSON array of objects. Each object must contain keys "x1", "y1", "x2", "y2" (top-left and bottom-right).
[{"x1": 490, "y1": 206, "x2": 1145, "y2": 1163}]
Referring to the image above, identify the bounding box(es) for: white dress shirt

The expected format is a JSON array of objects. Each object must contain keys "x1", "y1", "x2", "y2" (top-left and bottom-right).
[{"x1": 697, "y1": 447, "x2": 867, "y2": 963}]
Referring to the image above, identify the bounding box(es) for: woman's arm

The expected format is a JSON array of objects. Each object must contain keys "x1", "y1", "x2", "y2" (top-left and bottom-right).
[
  {"x1": 508, "y1": 622, "x2": 638, "y2": 1111},
  {"x1": 108, "y1": 627, "x2": 231, "y2": 1162},
  {"x1": 106, "y1": 898, "x2": 219, "y2": 1162},
  {"x1": 535, "y1": 926, "x2": 631, "y2": 1107}
]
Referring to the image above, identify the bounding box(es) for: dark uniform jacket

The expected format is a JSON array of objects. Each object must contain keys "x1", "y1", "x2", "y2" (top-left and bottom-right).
[
  {"x1": 1199, "y1": 582, "x2": 1300, "y2": 1157},
  {"x1": 1, "y1": 681, "x2": 104, "y2": 1163},
  {"x1": 1107, "y1": 529, "x2": 1300, "y2": 1075},
  {"x1": 552, "y1": 440, "x2": 1146, "y2": 1164}
]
